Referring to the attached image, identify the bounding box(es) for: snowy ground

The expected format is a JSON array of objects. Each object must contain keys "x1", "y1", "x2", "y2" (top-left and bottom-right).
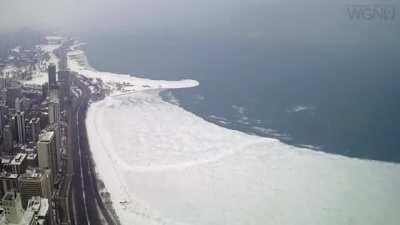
[{"x1": 69, "y1": 45, "x2": 400, "y2": 225}]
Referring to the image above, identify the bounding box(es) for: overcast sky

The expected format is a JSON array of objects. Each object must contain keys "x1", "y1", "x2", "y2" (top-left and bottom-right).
[
  {"x1": 0, "y1": 1, "x2": 353, "y2": 33},
  {"x1": 0, "y1": 0, "x2": 398, "y2": 46}
]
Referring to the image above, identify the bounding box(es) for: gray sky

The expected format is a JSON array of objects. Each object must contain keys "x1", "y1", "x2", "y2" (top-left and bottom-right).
[
  {"x1": 0, "y1": 0, "x2": 347, "y2": 33},
  {"x1": 1, "y1": 0, "x2": 268, "y2": 32},
  {"x1": 0, "y1": 0, "x2": 398, "y2": 46}
]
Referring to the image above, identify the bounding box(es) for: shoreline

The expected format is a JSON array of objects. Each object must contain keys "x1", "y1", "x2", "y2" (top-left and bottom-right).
[{"x1": 67, "y1": 40, "x2": 400, "y2": 225}]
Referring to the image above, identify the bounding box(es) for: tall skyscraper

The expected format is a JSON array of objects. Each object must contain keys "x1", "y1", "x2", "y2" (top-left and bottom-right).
[
  {"x1": 48, "y1": 64, "x2": 57, "y2": 90},
  {"x1": 3, "y1": 125, "x2": 14, "y2": 155},
  {"x1": 58, "y1": 70, "x2": 70, "y2": 84},
  {"x1": 30, "y1": 117, "x2": 41, "y2": 143},
  {"x1": 37, "y1": 131, "x2": 57, "y2": 184},
  {"x1": 48, "y1": 98, "x2": 60, "y2": 125},
  {"x1": 10, "y1": 115, "x2": 18, "y2": 141},
  {"x1": 15, "y1": 97, "x2": 21, "y2": 112},
  {"x1": 0, "y1": 77, "x2": 7, "y2": 89},
  {"x1": 16, "y1": 112, "x2": 26, "y2": 144},
  {"x1": 6, "y1": 85, "x2": 22, "y2": 108},
  {"x1": 48, "y1": 97, "x2": 61, "y2": 155},
  {"x1": 0, "y1": 88, "x2": 7, "y2": 104},
  {"x1": 48, "y1": 88, "x2": 58, "y2": 102},
  {"x1": 0, "y1": 110, "x2": 3, "y2": 137},
  {"x1": 58, "y1": 70, "x2": 71, "y2": 103}
]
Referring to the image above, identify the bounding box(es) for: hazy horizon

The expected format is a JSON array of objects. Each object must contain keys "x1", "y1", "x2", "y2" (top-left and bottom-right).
[{"x1": 1, "y1": 0, "x2": 398, "y2": 46}]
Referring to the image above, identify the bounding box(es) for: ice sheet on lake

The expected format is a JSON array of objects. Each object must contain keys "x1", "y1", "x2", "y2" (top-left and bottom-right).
[
  {"x1": 87, "y1": 91, "x2": 400, "y2": 225},
  {"x1": 69, "y1": 45, "x2": 400, "y2": 225}
]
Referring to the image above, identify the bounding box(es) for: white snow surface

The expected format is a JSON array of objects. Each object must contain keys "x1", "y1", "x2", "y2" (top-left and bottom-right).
[
  {"x1": 67, "y1": 49, "x2": 198, "y2": 94},
  {"x1": 69, "y1": 46, "x2": 400, "y2": 225}
]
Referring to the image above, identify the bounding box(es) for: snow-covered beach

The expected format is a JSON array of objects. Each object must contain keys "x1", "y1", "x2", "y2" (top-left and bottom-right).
[{"x1": 67, "y1": 45, "x2": 400, "y2": 225}]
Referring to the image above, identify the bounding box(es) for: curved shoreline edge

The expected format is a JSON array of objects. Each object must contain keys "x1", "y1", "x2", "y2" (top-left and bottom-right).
[{"x1": 67, "y1": 40, "x2": 400, "y2": 225}]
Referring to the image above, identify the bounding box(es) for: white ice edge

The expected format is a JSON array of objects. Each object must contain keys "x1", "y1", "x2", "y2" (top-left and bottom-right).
[
  {"x1": 67, "y1": 42, "x2": 400, "y2": 225},
  {"x1": 67, "y1": 48, "x2": 198, "y2": 94}
]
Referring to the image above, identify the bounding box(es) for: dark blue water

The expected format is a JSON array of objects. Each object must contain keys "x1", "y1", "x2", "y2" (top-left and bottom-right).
[{"x1": 78, "y1": 20, "x2": 400, "y2": 163}]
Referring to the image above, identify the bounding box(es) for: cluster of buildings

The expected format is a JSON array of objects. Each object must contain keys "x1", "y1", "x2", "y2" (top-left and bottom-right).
[
  {"x1": 0, "y1": 45, "x2": 49, "y2": 82},
  {"x1": 0, "y1": 57, "x2": 72, "y2": 225}
]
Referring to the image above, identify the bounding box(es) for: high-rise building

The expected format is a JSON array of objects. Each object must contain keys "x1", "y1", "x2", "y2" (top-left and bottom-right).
[
  {"x1": 0, "y1": 111, "x2": 3, "y2": 138},
  {"x1": 0, "y1": 77, "x2": 7, "y2": 89},
  {"x1": 37, "y1": 131, "x2": 57, "y2": 184},
  {"x1": 0, "y1": 88, "x2": 7, "y2": 104},
  {"x1": 48, "y1": 64, "x2": 57, "y2": 90},
  {"x1": 48, "y1": 98, "x2": 61, "y2": 155},
  {"x1": 48, "y1": 88, "x2": 58, "y2": 102},
  {"x1": 16, "y1": 97, "x2": 31, "y2": 113},
  {"x1": 15, "y1": 98, "x2": 21, "y2": 112},
  {"x1": 0, "y1": 171, "x2": 18, "y2": 197},
  {"x1": 10, "y1": 153, "x2": 27, "y2": 175},
  {"x1": 58, "y1": 70, "x2": 70, "y2": 84},
  {"x1": 58, "y1": 70, "x2": 71, "y2": 103},
  {"x1": 10, "y1": 116, "x2": 18, "y2": 141},
  {"x1": 48, "y1": 99, "x2": 60, "y2": 125},
  {"x1": 50, "y1": 123, "x2": 62, "y2": 170},
  {"x1": 15, "y1": 112, "x2": 26, "y2": 144},
  {"x1": 29, "y1": 117, "x2": 41, "y2": 143},
  {"x1": 14, "y1": 97, "x2": 22, "y2": 112},
  {"x1": 5, "y1": 85, "x2": 22, "y2": 109},
  {"x1": 18, "y1": 168, "x2": 52, "y2": 208},
  {"x1": 2, "y1": 125, "x2": 14, "y2": 155}
]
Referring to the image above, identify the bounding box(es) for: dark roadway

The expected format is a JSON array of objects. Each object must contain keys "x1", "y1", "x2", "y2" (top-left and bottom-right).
[{"x1": 68, "y1": 74, "x2": 116, "y2": 225}]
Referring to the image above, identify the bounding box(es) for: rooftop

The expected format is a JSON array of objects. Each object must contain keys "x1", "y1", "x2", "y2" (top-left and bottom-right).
[
  {"x1": 19, "y1": 168, "x2": 44, "y2": 179},
  {"x1": 1, "y1": 158, "x2": 11, "y2": 164},
  {"x1": 38, "y1": 131, "x2": 54, "y2": 142},
  {"x1": 28, "y1": 197, "x2": 48, "y2": 218},
  {"x1": 26, "y1": 153, "x2": 37, "y2": 160},
  {"x1": 0, "y1": 171, "x2": 18, "y2": 179},
  {"x1": 10, "y1": 153, "x2": 27, "y2": 166}
]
